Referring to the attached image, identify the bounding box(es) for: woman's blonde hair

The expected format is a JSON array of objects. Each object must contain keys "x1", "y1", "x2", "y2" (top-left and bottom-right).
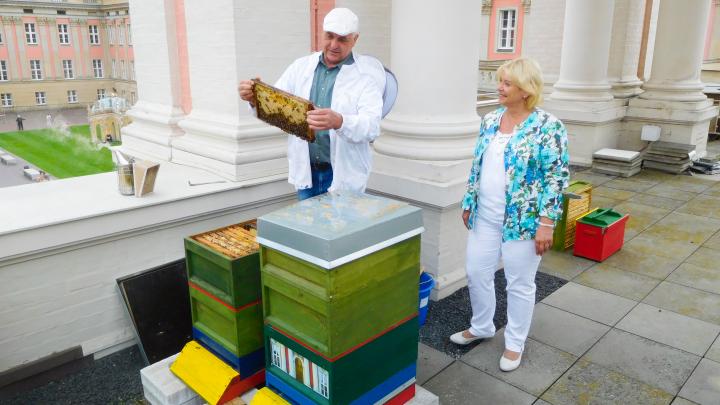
[{"x1": 497, "y1": 58, "x2": 544, "y2": 110}]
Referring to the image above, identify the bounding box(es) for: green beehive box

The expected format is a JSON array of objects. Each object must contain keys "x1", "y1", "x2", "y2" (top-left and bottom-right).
[
  {"x1": 265, "y1": 317, "x2": 419, "y2": 405},
  {"x1": 185, "y1": 220, "x2": 261, "y2": 308},
  {"x1": 257, "y1": 192, "x2": 424, "y2": 359},
  {"x1": 189, "y1": 285, "x2": 264, "y2": 358},
  {"x1": 552, "y1": 181, "x2": 593, "y2": 251}
]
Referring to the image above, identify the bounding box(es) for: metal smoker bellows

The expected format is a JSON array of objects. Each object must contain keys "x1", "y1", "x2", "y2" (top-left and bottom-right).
[{"x1": 114, "y1": 149, "x2": 134, "y2": 195}]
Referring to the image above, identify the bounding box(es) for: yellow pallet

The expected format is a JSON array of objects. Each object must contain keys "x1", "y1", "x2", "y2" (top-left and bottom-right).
[
  {"x1": 171, "y1": 341, "x2": 262, "y2": 405},
  {"x1": 250, "y1": 388, "x2": 291, "y2": 405}
]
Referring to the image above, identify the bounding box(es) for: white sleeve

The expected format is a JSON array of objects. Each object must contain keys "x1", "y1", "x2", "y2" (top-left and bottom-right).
[{"x1": 334, "y1": 78, "x2": 383, "y2": 144}]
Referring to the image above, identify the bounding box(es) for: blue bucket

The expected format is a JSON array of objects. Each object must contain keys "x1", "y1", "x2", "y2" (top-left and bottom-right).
[{"x1": 418, "y1": 272, "x2": 435, "y2": 327}]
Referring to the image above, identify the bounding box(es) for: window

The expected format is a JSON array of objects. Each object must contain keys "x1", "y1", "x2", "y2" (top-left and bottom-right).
[
  {"x1": 62, "y1": 60, "x2": 74, "y2": 79},
  {"x1": 127, "y1": 23, "x2": 131, "y2": 45},
  {"x1": 67, "y1": 90, "x2": 78, "y2": 103},
  {"x1": 107, "y1": 25, "x2": 114, "y2": 44},
  {"x1": 57, "y1": 10, "x2": 66, "y2": 15},
  {"x1": 35, "y1": 91, "x2": 46, "y2": 105},
  {"x1": 497, "y1": 9, "x2": 517, "y2": 51},
  {"x1": 97, "y1": 88, "x2": 106, "y2": 100},
  {"x1": 120, "y1": 60, "x2": 126, "y2": 80},
  {"x1": 25, "y1": 23, "x2": 37, "y2": 44},
  {"x1": 129, "y1": 61, "x2": 135, "y2": 81},
  {"x1": 58, "y1": 24, "x2": 70, "y2": 44},
  {"x1": 0, "y1": 61, "x2": 7, "y2": 81},
  {"x1": 89, "y1": 25, "x2": 99, "y2": 45},
  {"x1": 317, "y1": 368, "x2": 329, "y2": 399},
  {"x1": 118, "y1": 24, "x2": 125, "y2": 45},
  {"x1": 92, "y1": 59, "x2": 103, "y2": 78},
  {"x1": 0, "y1": 31, "x2": 3, "y2": 43},
  {"x1": 23, "y1": 9, "x2": 33, "y2": 14},
  {"x1": 130, "y1": 91, "x2": 135, "y2": 104},
  {"x1": 30, "y1": 60, "x2": 42, "y2": 80},
  {"x1": 111, "y1": 59, "x2": 116, "y2": 78},
  {"x1": 1, "y1": 93, "x2": 12, "y2": 107}
]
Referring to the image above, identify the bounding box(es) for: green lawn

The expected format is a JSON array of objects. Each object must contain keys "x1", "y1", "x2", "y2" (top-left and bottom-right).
[{"x1": 0, "y1": 125, "x2": 115, "y2": 179}]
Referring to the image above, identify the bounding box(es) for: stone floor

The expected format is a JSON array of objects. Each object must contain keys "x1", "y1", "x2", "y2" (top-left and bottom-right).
[{"x1": 418, "y1": 166, "x2": 720, "y2": 405}]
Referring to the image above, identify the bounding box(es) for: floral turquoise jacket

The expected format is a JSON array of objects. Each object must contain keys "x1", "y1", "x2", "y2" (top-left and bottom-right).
[{"x1": 462, "y1": 107, "x2": 570, "y2": 241}]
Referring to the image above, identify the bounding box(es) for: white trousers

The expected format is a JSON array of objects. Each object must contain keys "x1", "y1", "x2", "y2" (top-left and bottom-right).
[{"x1": 466, "y1": 215, "x2": 542, "y2": 352}]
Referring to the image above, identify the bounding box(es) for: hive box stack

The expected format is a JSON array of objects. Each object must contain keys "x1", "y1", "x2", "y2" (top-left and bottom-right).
[
  {"x1": 171, "y1": 221, "x2": 265, "y2": 404},
  {"x1": 257, "y1": 193, "x2": 424, "y2": 405},
  {"x1": 591, "y1": 148, "x2": 642, "y2": 177},
  {"x1": 643, "y1": 141, "x2": 695, "y2": 173}
]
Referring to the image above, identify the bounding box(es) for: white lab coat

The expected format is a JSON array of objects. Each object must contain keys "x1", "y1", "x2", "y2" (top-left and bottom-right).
[{"x1": 274, "y1": 52, "x2": 385, "y2": 192}]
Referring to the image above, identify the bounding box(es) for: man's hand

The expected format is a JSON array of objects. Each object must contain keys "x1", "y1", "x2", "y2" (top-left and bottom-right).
[
  {"x1": 534, "y1": 218, "x2": 554, "y2": 256},
  {"x1": 307, "y1": 108, "x2": 343, "y2": 131},
  {"x1": 462, "y1": 210, "x2": 471, "y2": 230},
  {"x1": 238, "y1": 79, "x2": 257, "y2": 107}
]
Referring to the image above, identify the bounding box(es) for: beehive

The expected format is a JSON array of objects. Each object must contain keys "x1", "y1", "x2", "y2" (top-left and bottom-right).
[
  {"x1": 253, "y1": 79, "x2": 315, "y2": 142},
  {"x1": 552, "y1": 181, "x2": 593, "y2": 251},
  {"x1": 257, "y1": 192, "x2": 424, "y2": 359},
  {"x1": 264, "y1": 318, "x2": 418, "y2": 405},
  {"x1": 185, "y1": 221, "x2": 261, "y2": 308}
]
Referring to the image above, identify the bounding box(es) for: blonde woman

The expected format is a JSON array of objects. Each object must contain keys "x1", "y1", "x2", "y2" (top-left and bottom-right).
[{"x1": 450, "y1": 58, "x2": 569, "y2": 372}]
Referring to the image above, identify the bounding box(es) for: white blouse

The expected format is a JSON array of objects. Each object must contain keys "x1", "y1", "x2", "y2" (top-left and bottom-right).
[{"x1": 477, "y1": 130, "x2": 514, "y2": 224}]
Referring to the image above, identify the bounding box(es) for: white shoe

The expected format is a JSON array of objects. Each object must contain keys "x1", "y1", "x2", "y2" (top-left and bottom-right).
[
  {"x1": 499, "y1": 352, "x2": 522, "y2": 372},
  {"x1": 449, "y1": 330, "x2": 492, "y2": 345}
]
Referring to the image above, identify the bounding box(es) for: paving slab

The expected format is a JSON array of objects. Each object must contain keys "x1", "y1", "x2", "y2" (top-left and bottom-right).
[
  {"x1": 532, "y1": 400, "x2": 553, "y2": 405},
  {"x1": 528, "y1": 303, "x2": 610, "y2": 356},
  {"x1": 677, "y1": 358, "x2": 720, "y2": 405},
  {"x1": 662, "y1": 177, "x2": 715, "y2": 193},
  {"x1": 615, "y1": 303, "x2": 720, "y2": 356},
  {"x1": 643, "y1": 183, "x2": 699, "y2": 202},
  {"x1": 622, "y1": 234, "x2": 700, "y2": 262},
  {"x1": 643, "y1": 213, "x2": 720, "y2": 245},
  {"x1": 417, "y1": 343, "x2": 454, "y2": 385},
  {"x1": 541, "y1": 282, "x2": 636, "y2": 326},
  {"x1": 676, "y1": 194, "x2": 720, "y2": 220},
  {"x1": 702, "y1": 231, "x2": 720, "y2": 251},
  {"x1": 603, "y1": 177, "x2": 657, "y2": 192},
  {"x1": 613, "y1": 201, "x2": 672, "y2": 235},
  {"x1": 539, "y1": 250, "x2": 596, "y2": 280},
  {"x1": 574, "y1": 263, "x2": 660, "y2": 301},
  {"x1": 668, "y1": 262, "x2": 720, "y2": 295},
  {"x1": 685, "y1": 247, "x2": 720, "y2": 270},
  {"x1": 570, "y1": 171, "x2": 615, "y2": 186},
  {"x1": 632, "y1": 170, "x2": 681, "y2": 183},
  {"x1": 423, "y1": 361, "x2": 535, "y2": 405},
  {"x1": 583, "y1": 329, "x2": 700, "y2": 395},
  {"x1": 670, "y1": 397, "x2": 700, "y2": 405},
  {"x1": 706, "y1": 335, "x2": 720, "y2": 363},
  {"x1": 541, "y1": 359, "x2": 674, "y2": 405},
  {"x1": 628, "y1": 193, "x2": 688, "y2": 210},
  {"x1": 461, "y1": 335, "x2": 576, "y2": 396},
  {"x1": 589, "y1": 195, "x2": 622, "y2": 209},
  {"x1": 643, "y1": 281, "x2": 720, "y2": 325},
  {"x1": 592, "y1": 185, "x2": 637, "y2": 201},
  {"x1": 602, "y1": 248, "x2": 683, "y2": 279}
]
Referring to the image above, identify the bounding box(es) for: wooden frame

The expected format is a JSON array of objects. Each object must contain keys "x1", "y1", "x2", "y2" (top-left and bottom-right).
[{"x1": 252, "y1": 79, "x2": 315, "y2": 143}]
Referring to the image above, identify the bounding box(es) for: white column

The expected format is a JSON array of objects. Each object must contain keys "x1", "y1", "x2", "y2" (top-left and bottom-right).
[
  {"x1": 544, "y1": 0, "x2": 625, "y2": 165},
  {"x1": 607, "y1": 0, "x2": 645, "y2": 98},
  {"x1": 172, "y1": 1, "x2": 309, "y2": 181},
  {"x1": 640, "y1": 0, "x2": 711, "y2": 102},
  {"x1": 550, "y1": 0, "x2": 615, "y2": 101},
  {"x1": 369, "y1": 0, "x2": 482, "y2": 300},
  {"x1": 120, "y1": 0, "x2": 185, "y2": 162}
]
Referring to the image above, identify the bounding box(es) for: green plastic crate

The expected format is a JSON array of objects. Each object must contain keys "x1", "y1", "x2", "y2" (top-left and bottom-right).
[
  {"x1": 185, "y1": 221, "x2": 261, "y2": 308},
  {"x1": 189, "y1": 285, "x2": 264, "y2": 358},
  {"x1": 260, "y1": 236, "x2": 420, "y2": 360},
  {"x1": 265, "y1": 316, "x2": 418, "y2": 405}
]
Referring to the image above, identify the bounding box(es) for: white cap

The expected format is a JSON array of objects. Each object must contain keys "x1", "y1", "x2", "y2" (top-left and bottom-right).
[{"x1": 323, "y1": 8, "x2": 359, "y2": 36}]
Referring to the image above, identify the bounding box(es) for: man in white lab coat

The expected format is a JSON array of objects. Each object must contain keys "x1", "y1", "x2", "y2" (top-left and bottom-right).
[{"x1": 239, "y1": 8, "x2": 385, "y2": 200}]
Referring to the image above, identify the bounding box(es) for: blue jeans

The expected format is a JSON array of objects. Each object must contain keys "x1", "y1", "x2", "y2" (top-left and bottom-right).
[{"x1": 297, "y1": 167, "x2": 333, "y2": 201}]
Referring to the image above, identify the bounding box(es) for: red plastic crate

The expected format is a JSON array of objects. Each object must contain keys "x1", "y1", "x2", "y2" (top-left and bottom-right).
[{"x1": 573, "y1": 212, "x2": 629, "y2": 262}]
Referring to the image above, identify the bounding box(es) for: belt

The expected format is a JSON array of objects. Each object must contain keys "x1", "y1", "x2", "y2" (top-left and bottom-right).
[{"x1": 310, "y1": 162, "x2": 332, "y2": 171}]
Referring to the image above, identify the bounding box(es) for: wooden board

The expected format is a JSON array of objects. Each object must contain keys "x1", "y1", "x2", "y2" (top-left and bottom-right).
[
  {"x1": 116, "y1": 260, "x2": 192, "y2": 365},
  {"x1": 252, "y1": 79, "x2": 315, "y2": 143}
]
